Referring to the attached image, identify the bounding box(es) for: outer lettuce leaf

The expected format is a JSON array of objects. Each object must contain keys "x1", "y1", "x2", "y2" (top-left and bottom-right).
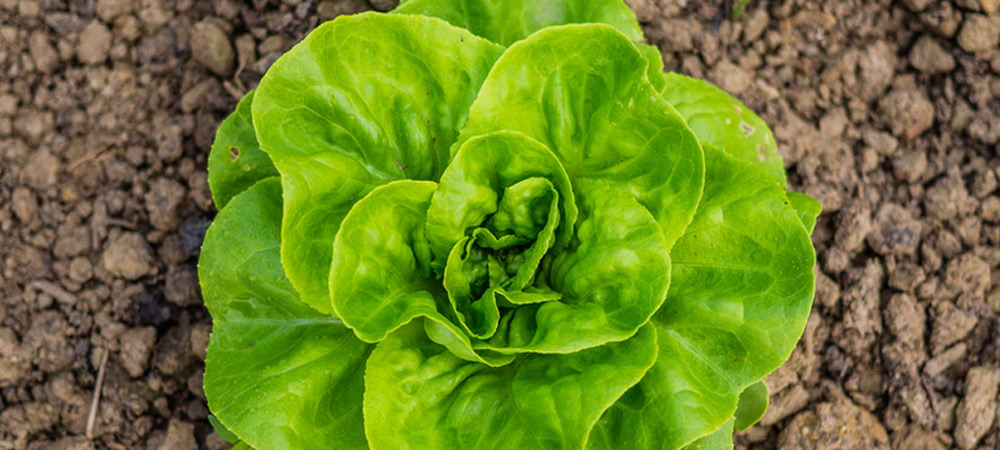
[
  {"x1": 588, "y1": 146, "x2": 815, "y2": 449},
  {"x1": 199, "y1": 178, "x2": 370, "y2": 450},
  {"x1": 364, "y1": 321, "x2": 657, "y2": 450},
  {"x1": 393, "y1": 0, "x2": 644, "y2": 46},
  {"x1": 733, "y1": 380, "x2": 768, "y2": 431},
  {"x1": 786, "y1": 191, "x2": 822, "y2": 234},
  {"x1": 681, "y1": 420, "x2": 734, "y2": 450},
  {"x1": 252, "y1": 12, "x2": 505, "y2": 313},
  {"x1": 460, "y1": 24, "x2": 705, "y2": 249},
  {"x1": 207, "y1": 90, "x2": 278, "y2": 209},
  {"x1": 659, "y1": 73, "x2": 787, "y2": 186}
]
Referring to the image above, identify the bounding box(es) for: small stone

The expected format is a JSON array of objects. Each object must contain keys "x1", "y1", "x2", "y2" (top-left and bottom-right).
[
  {"x1": 924, "y1": 343, "x2": 967, "y2": 377},
  {"x1": 983, "y1": 0, "x2": 1000, "y2": 14},
  {"x1": 102, "y1": 232, "x2": 154, "y2": 280},
  {"x1": 910, "y1": 35, "x2": 955, "y2": 74},
  {"x1": 20, "y1": 149, "x2": 60, "y2": 189},
  {"x1": 924, "y1": 176, "x2": 973, "y2": 221},
  {"x1": 858, "y1": 41, "x2": 897, "y2": 102},
  {"x1": 11, "y1": 187, "x2": 37, "y2": 223},
  {"x1": 179, "y1": 78, "x2": 218, "y2": 114},
  {"x1": 157, "y1": 419, "x2": 197, "y2": 450},
  {"x1": 954, "y1": 367, "x2": 1000, "y2": 449},
  {"x1": 709, "y1": 60, "x2": 751, "y2": 95},
  {"x1": 77, "y1": 21, "x2": 112, "y2": 65},
  {"x1": 68, "y1": 257, "x2": 94, "y2": 283},
  {"x1": 982, "y1": 196, "x2": 1000, "y2": 223},
  {"x1": 191, "y1": 20, "x2": 235, "y2": 77},
  {"x1": 0, "y1": 94, "x2": 17, "y2": 116},
  {"x1": 13, "y1": 108, "x2": 54, "y2": 144},
  {"x1": 957, "y1": 15, "x2": 999, "y2": 55},
  {"x1": 930, "y1": 301, "x2": 978, "y2": 354},
  {"x1": 190, "y1": 323, "x2": 210, "y2": 360},
  {"x1": 96, "y1": 0, "x2": 135, "y2": 22},
  {"x1": 868, "y1": 203, "x2": 922, "y2": 256},
  {"x1": 944, "y1": 254, "x2": 991, "y2": 296},
  {"x1": 368, "y1": 0, "x2": 398, "y2": 11},
  {"x1": 145, "y1": 177, "x2": 187, "y2": 232},
  {"x1": 29, "y1": 31, "x2": 59, "y2": 73},
  {"x1": 0, "y1": 327, "x2": 31, "y2": 387},
  {"x1": 119, "y1": 327, "x2": 156, "y2": 378},
  {"x1": 879, "y1": 88, "x2": 935, "y2": 140},
  {"x1": 893, "y1": 151, "x2": 927, "y2": 183},
  {"x1": 23, "y1": 311, "x2": 74, "y2": 373},
  {"x1": 902, "y1": 0, "x2": 934, "y2": 11},
  {"x1": 893, "y1": 424, "x2": 948, "y2": 450},
  {"x1": 317, "y1": 0, "x2": 367, "y2": 19},
  {"x1": 164, "y1": 266, "x2": 200, "y2": 306},
  {"x1": 834, "y1": 203, "x2": 872, "y2": 253},
  {"x1": 778, "y1": 400, "x2": 890, "y2": 450}
]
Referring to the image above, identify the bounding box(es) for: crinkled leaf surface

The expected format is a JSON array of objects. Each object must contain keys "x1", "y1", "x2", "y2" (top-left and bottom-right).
[
  {"x1": 364, "y1": 321, "x2": 657, "y2": 450},
  {"x1": 200, "y1": 178, "x2": 370, "y2": 450},
  {"x1": 659, "y1": 73, "x2": 786, "y2": 185},
  {"x1": 588, "y1": 146, "x2": 815, "y2": 449},
  {"x1": 252, "y1": 12, "x2": 505, "y2": 312},
  {"x1": 393, "y1": 0, "x2": 643, "y2": 46},
  {"x1": 460, "y1": 24, "x2": 704, "y2": 248},
  {"x1": 207, "y1": 90, "x2": 278, "y2": 209}
]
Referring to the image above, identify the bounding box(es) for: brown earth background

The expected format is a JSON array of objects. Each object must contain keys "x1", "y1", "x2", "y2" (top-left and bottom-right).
[{"x1": 1, "y1": 0, "x2": 1000, "y2": 449}]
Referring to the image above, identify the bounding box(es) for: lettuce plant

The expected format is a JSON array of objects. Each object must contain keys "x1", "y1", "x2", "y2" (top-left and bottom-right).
[{"x1": 200, "y1": 2, "x2": 820, "y2": 449}]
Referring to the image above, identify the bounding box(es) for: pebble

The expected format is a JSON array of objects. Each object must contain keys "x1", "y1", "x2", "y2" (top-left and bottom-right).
[
  {"x1": 984, "y1": 0, "x2": 1000, "y2": 14},
  {"x1": 102, "y1": 232, "x2": 154, "y2": 280},
  {"x1": 20, "y1": 149, "x2": 60, "y2": 189},
  {"x1": 191, "y1": 20, "x2": 235, "y2": 77},
  {"x1": 910, "y1": 35, "x2": 955, "y2": 74},
  {"x1": 157, "y1": 419, "x2": 197, "y2": 450},
  {"x1": 954, "y1": 367, "x2": 1000, "y2": 449},
  {"x1": 0, "y1": 328, "x2": 31, "y2": 387},
  {"x1": 11, "y1": 187, "x2": 37, "y2": 223},
  {"x1": 145, "y1": 177, "x2": 187, "y2": 231},
  {"x1": 879, "y1": 88, "x2": 935, "y2": 140},
  {"x1": 957, "y1": 14, "x2": 999, "y2": 55},
  {"x1": 944, "y1": 253, "x2": 991, "y2": 296},
  {"x1": 77, "y1": 21, "x2": 112, "y2": 65},
  {"x1": 68, "y1": 257, "x2": 94, "y2": 283},
  {"x1": 164, "y1": 266, "x2": 200, "y2": 306},
  {"x1": 29, "y1": 31, "x2": 59, "y2": 73},
  {"x1": 709, "y1": 60, "x2": 751, "y2": 95},
  {"x1": 96, "y1": 0, "x2": 135, "y2": 22},
  {"x1": 119, "y1": 326, "x2": 157, "y2": 378},
  {"x1": 778, "y1": 400, "x2": 890, "y2": 449}
]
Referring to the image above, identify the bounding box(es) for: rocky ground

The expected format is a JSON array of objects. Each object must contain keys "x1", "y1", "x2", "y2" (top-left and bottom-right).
[{"x1": 0, "y1": 0, "x2": 998, "y2": 449}]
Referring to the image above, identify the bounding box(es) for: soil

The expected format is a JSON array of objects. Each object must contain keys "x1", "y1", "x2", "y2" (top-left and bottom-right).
[{"x1": 0, "y1": 0, "x2": 998, "y2": 449}]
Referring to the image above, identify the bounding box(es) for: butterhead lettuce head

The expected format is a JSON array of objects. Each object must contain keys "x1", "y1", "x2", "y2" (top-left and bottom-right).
[{"x1": 200, "y1": 2, "x2": 820, "y2": 449}]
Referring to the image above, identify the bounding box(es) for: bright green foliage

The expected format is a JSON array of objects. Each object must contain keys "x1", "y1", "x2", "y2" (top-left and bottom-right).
[
  {"x1": 200, "y1": 3, "x2": 819, "y2": 449},
  {"x1": 734, "y1": 381, "x2": 770, "y2": 431},
  {"x1": 207, "y1": 90, "x2": 278, "y2": 209}
]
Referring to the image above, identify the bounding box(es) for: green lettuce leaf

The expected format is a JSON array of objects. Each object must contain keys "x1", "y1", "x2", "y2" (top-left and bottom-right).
[
  {"x1": 659, "y1": 73, "x2": 787, "y2": 185},
  {"x1": 251, "y1": 12, "x2": 505, "y2": 312},
  {"x1": 588, "y1": 146, "x2": 815, "y2": 449},
  {"x1": 207, "y1": 90, "x2": 278, "y2": 209},
  {"x1": 460, "y1": 24, "x2": 705, "y2": 249},
  {"x1": 681, "y1": 419, "x2": 734, "y2": 450},
  {"x1": 734, "y1": 380, "x2": 769, "y2": 431},
  {"x1": 364, "y1": 321, "x2": 657, "y2": 450},
  {"x1": 393, "y1": 0, "x2": 644, "y2": 46},
  {"x1": 786, "y1": 191, "x2": 822, "y2": 234},
  {"x1": 200, "y1": 178, "x2": 371, "y2": 450}
]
